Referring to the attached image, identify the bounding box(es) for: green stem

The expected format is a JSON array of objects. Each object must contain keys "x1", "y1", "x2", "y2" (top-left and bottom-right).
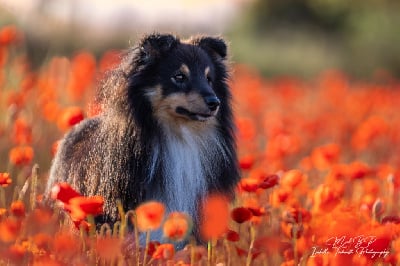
[
  {"x1": 387, "y1": 173, "x2": 394, "y2": 214},
  {"x1": 113, "y1": 221, "x2": 121, "y2": 237},
  {"x1": 99, "y1": 223, "x2": 112, "y2": 237},
  {"x1": 79, "y1": 225, "x2": 87, "y2": 252},
  {"x1": 143, "y1": 230, "x2": 151, "y2": 266},
  {"x1": 207, "y1": 240, "x2": 212, "y2": 266},
  {"x1": 246, "y1": 225, "x2": 256, "y2": 266},
  {"x1": 146, "y1": 258, "x2": 155, "y2": 266},
  {"x1": 87, "y1": 215, "x2": 96, "y2": 237},
  {"x1": 30, "y1": 164, "x2": 39, "y2": 211},
  {"x1": 117, "y1": 200, "x2": 125, "y2": 237},
  {"x1": 293, "y1": 225, "x2": 298, "y2": 266},
  {"x1": 0, "y1": 187, "x2": 5, "y2": 208},
  {"x1": 190, "y1": 236, "x2": 196, "y2": 266},
  {"x1": 87, "y1": 215, "x2": 97, "y2": 263},
  {"x1": 125, "y1": 210, "x2": 140, "y2": 266},
  {"x1": 224, "y1": 239, "x2": 231, "y2": 266}
]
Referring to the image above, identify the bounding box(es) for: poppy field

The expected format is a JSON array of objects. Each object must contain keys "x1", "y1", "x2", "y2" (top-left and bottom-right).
[{"x1": 1, "y1": 25, "x2": 400, "y2": 265}]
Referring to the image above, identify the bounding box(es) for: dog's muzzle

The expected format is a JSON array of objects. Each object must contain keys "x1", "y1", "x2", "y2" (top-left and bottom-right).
[
  {"x1": 204, "y1": 96, "x2": 220, "y2": 112},
  {"x1": 175, "y1": 106, "x2": 214, "y2": 121}
]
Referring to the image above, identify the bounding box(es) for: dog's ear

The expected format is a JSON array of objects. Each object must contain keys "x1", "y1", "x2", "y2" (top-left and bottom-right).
[
  {"x1": 139, "y1": 34, "x2": 178, "y2": 62},
  {"x1": 194, "y1": 36, "x2": 227, "y2": 59}
]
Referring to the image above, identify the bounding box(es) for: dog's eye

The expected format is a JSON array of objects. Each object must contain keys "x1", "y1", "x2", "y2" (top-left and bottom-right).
[{"x1": 172, "y1": 73, "x2": 186, "y2": 84}]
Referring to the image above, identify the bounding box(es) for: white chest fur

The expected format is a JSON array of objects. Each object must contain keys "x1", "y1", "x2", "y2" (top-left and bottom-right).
[{"x1": 147, "y1": 125, "x2": 226, "y2": 218}]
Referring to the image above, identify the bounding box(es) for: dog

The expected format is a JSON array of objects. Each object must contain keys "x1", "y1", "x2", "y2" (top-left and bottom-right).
[{"x1": 46, "y1": 34, "x2": 240, "y2": 240}]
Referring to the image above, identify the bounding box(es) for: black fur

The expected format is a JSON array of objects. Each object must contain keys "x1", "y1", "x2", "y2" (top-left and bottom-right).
[{"x1": 47, "y1": 34, "x2": 239, "y2": 238}]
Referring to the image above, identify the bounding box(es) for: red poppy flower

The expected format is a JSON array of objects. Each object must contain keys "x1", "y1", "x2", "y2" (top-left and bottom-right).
[
  {"x1": 0, "y1": 208, "x2": 7, "y2": 219},
  {"x1": 226, "y1": 229, "x2": 240, "y2": 242},
  {"x1": 310, "y1": 143, "x2": 341, "y2": 170},
  {"x1": 200, "y1": 194, "x2": 230, "y2": 240},
  {"x1": 66, "y1": 52, "x2": 96, "y2": 101},
  {"x1": 271, "y1": 188, "x2": 291, "y2": 205},
  {"x1": 135, "y1": 201, "x2": 165, "y2": 231},
  {"x1": 312, "y1": 184, "x2": 341, "y2": 213},
  {"x1": 243, "y1": 197, "x2": 266, "y2": 217},
  {"x1": 163, "y1": 212, "x2": 192, "y2": 242},
  {"x1": 50, "y1": 183, "x2": 81, "y2": 204},
  {"x1": 9, "y1": 146, "x2": 34, "y2": 166},
  {"x1": 99, "y1": 50, "x2": 121, "y2": 74},
  {"x1": 235, "y1": 246, "x2": 247, "y2": 257},
  {"x1": 239, "y1": 155, "x2": 255, "y2": 170},
  {"x1": 259, "y1": 174, "x2": 279, "y2": 189},
  {"x1": 11, "y1": 117, "x2": 32, "y2": 145},
  {"x1": 247, "y1": 207, "x2": 266, "y2": 217},
  {"x1": 0, "y1": 172, "x2": 12, "y2": 187},
  {"x1": 41, "y1": 101, "x2": 61, "y2": 122},
  {"x1": 10, "y1": 200, "x2": 25, "y2": 217},
  {"x1": 236, "y1": 117, "x2": 257, "y2": 142},
  {"x1": 152, "y1": 243, "x2": 175, "y2": 260},
  {"x1": 381, "y1": 216, "x2": 400, "y2": 224},
  {"x1": 280, "y1": 170, "x2": 304, "y2": 188},
  {"x1": 351, "y1": 115, "x2": 388, "y2": 151},
  {"x1": 0, "y1": 217, "x2": 22, "y2": 243},
  {"x1": 73, "y1": 220, "x2": 91, "y2": 232},
  {"x1": 348, "y1": 161, "x2": 371, "y2": 180},
  {"x1": 3, "y1": 244, "x2": 26, "y2": 264},
  {"x1": 239, "y1": 177, "x2": 259, "y2": 193},
  {"x1": 51, "y1": 140, "x2": 60, "y2": 157},
  {"x1": 0, "y1": 25, "x2": 21, "y2": 46},
  {"x1": 359, "y1": 224, "x2": 392, "y2": 262},
  {"x1": 282, "y1": 207, "x2": 311, "y2": 224},
  {"x1": 66, "y1": 195, "x2": 104, "y2": 221},
  {"x1": 57, "y1": 106, "x2": 84, "y2": 131},
  {"x1": 147, "y1": 241, "x2": 160, "y2": 257},
  {"x1": 231, "y1": 207, "x2": 253, "y2": 224}
]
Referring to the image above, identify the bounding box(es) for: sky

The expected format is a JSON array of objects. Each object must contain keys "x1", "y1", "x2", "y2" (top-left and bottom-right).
[{"x1": 1, "y1": 0, "x2": 251, "y2": 36}]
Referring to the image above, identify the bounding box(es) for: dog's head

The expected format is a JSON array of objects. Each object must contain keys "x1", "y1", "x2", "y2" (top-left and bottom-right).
[{"x1": 128, "y1": 34, "x2": 230, "y2": 131}]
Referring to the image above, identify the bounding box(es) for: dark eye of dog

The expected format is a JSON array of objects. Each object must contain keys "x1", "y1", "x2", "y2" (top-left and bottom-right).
[{"x1": 172, "y1": 73, "x2": 186, "y2": 84}]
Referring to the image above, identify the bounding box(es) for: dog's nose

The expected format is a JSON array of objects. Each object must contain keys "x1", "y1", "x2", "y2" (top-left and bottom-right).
[{"x1": 204, "y1": 96, "x2": 220, "y2": 111}]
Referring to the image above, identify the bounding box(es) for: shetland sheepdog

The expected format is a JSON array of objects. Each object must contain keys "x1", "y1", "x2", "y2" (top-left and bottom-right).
[{"x1": 47, "y1": 34, "x2": 240, "y2": 240}]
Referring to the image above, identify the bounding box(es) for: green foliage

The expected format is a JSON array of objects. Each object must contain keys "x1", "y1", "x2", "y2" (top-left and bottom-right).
[{"x1": 228, "y1": 0, "x2": 400, "y2": 77}]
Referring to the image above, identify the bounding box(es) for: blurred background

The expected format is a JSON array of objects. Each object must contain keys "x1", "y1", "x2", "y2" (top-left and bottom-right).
[{"x1": 1, "y1": 0, "x2": 400, "y2": 77}]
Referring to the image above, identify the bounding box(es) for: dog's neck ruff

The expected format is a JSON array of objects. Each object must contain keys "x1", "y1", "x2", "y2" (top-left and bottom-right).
[{"x1": 146, "y1": 123, "x2": 227, "y2": 218}]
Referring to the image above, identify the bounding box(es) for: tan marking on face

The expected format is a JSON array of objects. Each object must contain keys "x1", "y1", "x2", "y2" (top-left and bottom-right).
[
  {"x1": 146, "y1": 86, "x2": 218, "y2": 136},
  {"x1": 145, "y1": 85, "x2": 163, "y2": 106},
  {"x1": 205, "y1": 66, "x2": 210, "y2": 77},
  {"x1": 180, "y1": 64, "x2": 190, "y2": 77}
]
